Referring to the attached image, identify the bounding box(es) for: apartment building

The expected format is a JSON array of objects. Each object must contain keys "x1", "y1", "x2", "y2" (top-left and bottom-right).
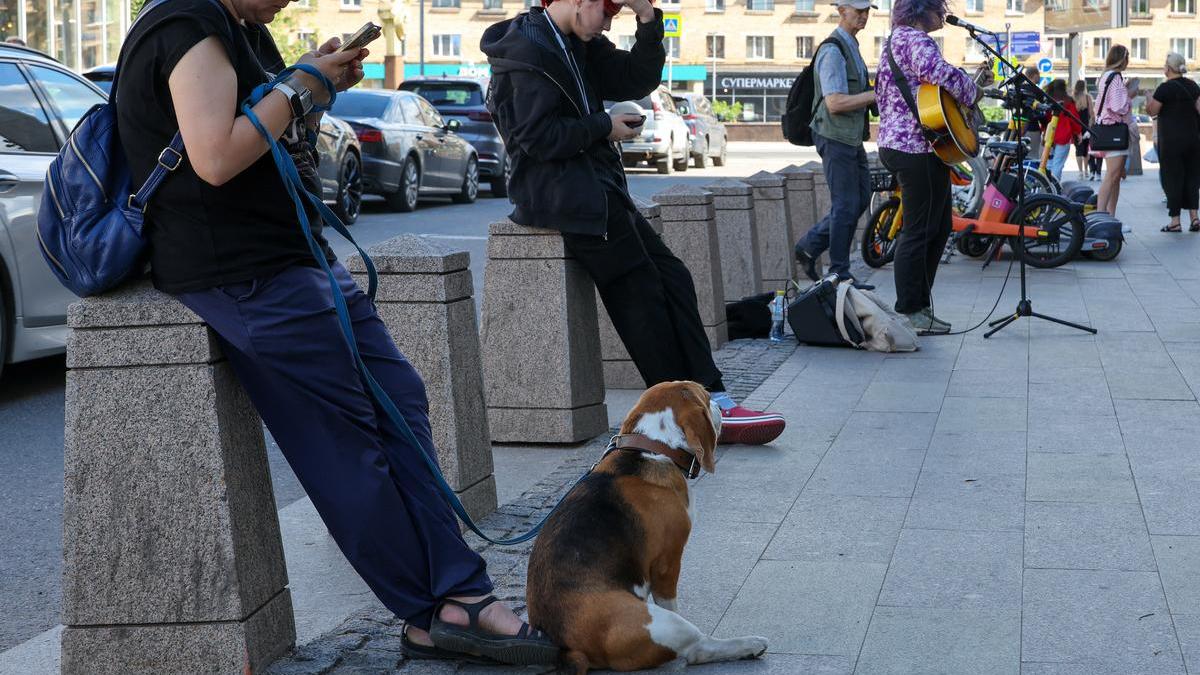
[{"x1": 1, "y1": 0, "x2": 133, "y2": 72}]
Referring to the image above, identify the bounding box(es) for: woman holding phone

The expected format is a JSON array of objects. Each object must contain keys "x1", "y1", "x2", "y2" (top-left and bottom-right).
[{"x1": 115, "y1": 0, "x2": 557, "y2": 665}]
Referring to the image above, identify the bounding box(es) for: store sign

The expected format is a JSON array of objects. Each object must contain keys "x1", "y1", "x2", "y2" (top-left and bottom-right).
[{"x1": 719, "y1": 74, "x2": 795, "y2": 91}]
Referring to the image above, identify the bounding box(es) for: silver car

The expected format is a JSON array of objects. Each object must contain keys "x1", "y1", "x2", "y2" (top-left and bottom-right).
[
  {"x1": 605, "y1": 85, "x2": 692, "y2": 175},
  {"x1": 329, "y1": 89, "x2": 479, "y2": 212},
  {"x1": 673, "y1": 93, "x2": 729, "y2": 169},
  {"x1": 1, "y1": 43, "x2": 102, "y2": 379}
]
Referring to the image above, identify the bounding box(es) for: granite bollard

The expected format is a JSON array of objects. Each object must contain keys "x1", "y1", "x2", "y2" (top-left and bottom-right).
[
  {"x1": 481, "y1": 220, "x2": 608, "y2": 443},
  {"x1": 653, "y1": 184, "x2": 728, "y2": 349},
  {"x1": 704, "y1": 178, "x2": 762, "y2": 302},
  {"x1": 596, "y1": 197, "x2": 661, "y2": 389},
  {"x1": 776, "y1": 165, "x2": 817, "y2": 266},
  {"x1": 61, "y1": 283, "x2": 294, "y2": 675},
  {"x1": 745, "y1": 170, "x2": 794, "y2": 294},
  {"x1": 347, "y1": 235, "x2": 497, "y2": 521}
]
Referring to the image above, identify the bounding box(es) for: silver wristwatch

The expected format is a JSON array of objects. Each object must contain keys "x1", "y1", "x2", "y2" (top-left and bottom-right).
[{"x1": 275, "y1": 80, "x2": 314, "y2": 119}]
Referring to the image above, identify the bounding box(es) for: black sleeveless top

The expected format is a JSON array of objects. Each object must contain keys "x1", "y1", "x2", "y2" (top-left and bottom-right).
[{"x1": 115, "y1": 0, "x2": 334, "y2": 294}]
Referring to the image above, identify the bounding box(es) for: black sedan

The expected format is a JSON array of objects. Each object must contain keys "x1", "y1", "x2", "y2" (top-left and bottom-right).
[{"x1": 329, "y1": 89, "x2": 479, "y2": 212}]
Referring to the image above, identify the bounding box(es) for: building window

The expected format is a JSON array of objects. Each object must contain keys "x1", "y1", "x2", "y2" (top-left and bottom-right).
[
  {"x1": 294, "y1": 0, "x2": 312, "y2": 7},
  {"x1": 1092, "y1": 36, "x2": 1110, "y2": 59},
  {"x1": 967, "y1": 0, "x2": 983, "y2": 11},
  {"x1": 796, "y1": 35, "x2": 814, "y2": 59},
  {"x1": 297, "y1": 30, "x2": 317, "y2": 51},
  {"x1": 747, "y1": 0, "x2": 774, "y2": 10},
  {"x1": 794, "y1": 0, "x2": 814, "y2": 10},
  {"x1": 341, "y1": 0, "x2": 361, "y2": 8},
  {"x1": 1172, "y1": 0, "x2": 1195, "y2": 13},
  {"x1": 746, "y1": 35, "x2": 774, "y2": 59},
  {"x1": 666, "y1": 36, "x2": 680, "y2": 58},
  {"x1": 876, "y1": 0, "x2": 892, "y2": 10},
  {"x1": 432, "y1": 34, "x2": 461, "y2": 57},
  {"x1": 965, "y1": 36, "x2": 986, "y2": 61},
  {"x1": 706, "y1": 34, "x2": 725, "y2": 58},
  {"x1": 618, "y1": 35, "x2": 636, "y2": 50},
  {"x1": 874, "y1": 36, "x2": 885, "y2": 58},
  {"x1": 707, "y1": 0, "x2": 725, "y2": 8},
  {"x1": 1131, "y1": 37, "x2": 1149, "y2": 60},
  {"x1": 482, "y1": 0, "x2": 502, "y2": 8},
  {"x1": 431, "y1": 0, "x2": 460, "y2": 8},
  {"x1": 1051, "y1": 36, "x2": 1067, "y2": 60},
  {"x1": 1130, "y1": 0, "x2": 1150, "y2": 15},
  {"x1": 932, "y1": 36, "x2": 943, "y2": 52},
  {"x1": 1006, "y1": 0, "x2": 1022, "y2": 10},
  {"x1": 659, "y1": 0, "x2": 680, "y2": 7},
  {"x1": 1172, "y1": 37, "x2": 1196, "y2": 60}
]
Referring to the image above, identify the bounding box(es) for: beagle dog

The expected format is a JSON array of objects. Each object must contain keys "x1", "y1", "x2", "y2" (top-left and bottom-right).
[{"x1": 526, "y1": 381, "x2": 769, "y2": 673}]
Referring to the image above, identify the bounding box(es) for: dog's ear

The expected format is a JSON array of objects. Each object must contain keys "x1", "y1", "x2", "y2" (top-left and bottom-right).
[{"x1": 679, "y1": 383, "x2": 718, "y2": 473}]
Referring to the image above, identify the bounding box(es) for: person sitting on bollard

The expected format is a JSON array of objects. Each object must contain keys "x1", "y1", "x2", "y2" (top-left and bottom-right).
[
  {"x1": 481, "y1": 0, "x2": 786, "y2": 445},
  {"x1": 115, "y1": 0, "x2": 557, "y2": 665},
  {"x1": 793, "y1": 0, "x2": 878, "y2": 291}
]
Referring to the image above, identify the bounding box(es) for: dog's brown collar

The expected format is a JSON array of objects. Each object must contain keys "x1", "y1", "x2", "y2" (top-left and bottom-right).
[{"x1": 603, "y1": 433, "x2": 701, "y2": 479}]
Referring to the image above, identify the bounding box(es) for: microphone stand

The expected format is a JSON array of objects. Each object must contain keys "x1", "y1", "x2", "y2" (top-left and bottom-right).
[{"x1": 959, "y1": 25, "x2": 1097, "y2": 338}]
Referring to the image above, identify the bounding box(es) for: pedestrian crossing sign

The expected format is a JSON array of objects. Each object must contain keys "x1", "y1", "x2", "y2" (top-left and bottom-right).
[{"x1": 663, "y1": 13, "x2": 682, "y2": 38}]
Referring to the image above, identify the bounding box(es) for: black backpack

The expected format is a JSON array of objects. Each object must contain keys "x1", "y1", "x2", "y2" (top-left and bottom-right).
[{"x1": 781, "y1": 37, "x2": 846, "y2": 146}]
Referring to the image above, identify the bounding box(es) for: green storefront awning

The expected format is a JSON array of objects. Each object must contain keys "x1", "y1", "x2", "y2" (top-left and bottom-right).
[{"x1": 663, "y1": 64, "x2": 707, "y2": 81}]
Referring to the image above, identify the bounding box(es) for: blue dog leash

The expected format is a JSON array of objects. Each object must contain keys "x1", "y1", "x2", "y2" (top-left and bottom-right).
[{"x1": 242, "y1": 66, "x2": 585, "y2": 546}]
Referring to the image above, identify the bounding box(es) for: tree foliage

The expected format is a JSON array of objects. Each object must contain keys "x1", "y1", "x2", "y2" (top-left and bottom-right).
[{"x1": 711, "y1": 99, "x2": 743, "y2": 123}]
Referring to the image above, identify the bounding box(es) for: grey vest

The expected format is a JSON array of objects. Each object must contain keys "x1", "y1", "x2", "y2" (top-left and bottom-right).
[{"x1": 810, "y1": 31, "x2": 868, "y2": 147}]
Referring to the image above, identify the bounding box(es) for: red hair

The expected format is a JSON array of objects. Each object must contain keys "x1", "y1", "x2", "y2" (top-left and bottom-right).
[{"x1": 541, "y1": 0, "x2": 648, "y2": 18}]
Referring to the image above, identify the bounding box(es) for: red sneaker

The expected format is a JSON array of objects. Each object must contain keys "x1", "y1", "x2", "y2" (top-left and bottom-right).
[{"x1": 718, "y1": 406, "x2": 786, "y2": 445}]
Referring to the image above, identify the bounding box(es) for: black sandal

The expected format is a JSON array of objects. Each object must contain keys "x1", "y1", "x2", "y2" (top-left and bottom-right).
[
  {"x1": 1191, "y1": 219, "x2": 1200, "y2": 232},
  {"x1": 429, "y1": 596, "x2": 560, "y2": 666},
  {"x1": 1162, "y1": 223, "x2": 1183, "y2": 232},
  {"x1": 401, "y1": 624, "x2": 500, "y2": 665}
]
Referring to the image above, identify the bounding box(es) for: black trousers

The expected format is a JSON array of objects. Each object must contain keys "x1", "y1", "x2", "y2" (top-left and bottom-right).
[
  {"x1": 880, "y1": 148, "x2": 952, "y2": 315},
  {"x1": 1159, "y1": 141, "x2": 1200, "y2": 217},
  {"x1": 562, "y1": 192, "x2": 724, "y2": 391}
]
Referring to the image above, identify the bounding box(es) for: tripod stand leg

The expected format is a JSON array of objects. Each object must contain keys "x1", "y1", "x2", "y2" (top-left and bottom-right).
[
  {"x1": 1029, "y1": 311, "x2": 1097, "y2": 335},
  {"x1": 984, "y1": 314, "x2": 1018, "y2": 338},
  {"x1": 989, "y1": 312, "x2": 1016, "y2": 327}
]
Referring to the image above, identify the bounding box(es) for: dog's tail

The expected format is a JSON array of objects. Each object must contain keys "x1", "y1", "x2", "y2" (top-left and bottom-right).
[{"x1": 564, "y1": 649, "x2": 589, "y2": 675}]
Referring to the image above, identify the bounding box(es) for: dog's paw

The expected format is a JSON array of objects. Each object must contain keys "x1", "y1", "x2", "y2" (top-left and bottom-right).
[{"x1": 736, "y1": 636, "x2": 769, "y2": 660}]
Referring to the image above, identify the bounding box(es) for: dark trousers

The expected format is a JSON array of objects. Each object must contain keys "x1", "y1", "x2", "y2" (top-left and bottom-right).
[
  {"x1": 175, "y1": 263, "x2": 492, "y2": 631},
  {"x1": 1159, "y1": 142, "x2": 1200, "y2": 217},
  {"x1": 880, "y1": 148, "x2": 952, "y2": 315},
  {"x1": 562, "y1": 192, "x2": 724, "y2": 391},
  {"x1": 796, "y1": 133, "x2": 871, "y2": 276}
]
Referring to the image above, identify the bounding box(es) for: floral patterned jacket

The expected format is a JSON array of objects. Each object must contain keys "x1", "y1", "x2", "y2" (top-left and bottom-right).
[{"x1": 876, "y1": 25, "x2": 978, "y2": 154}]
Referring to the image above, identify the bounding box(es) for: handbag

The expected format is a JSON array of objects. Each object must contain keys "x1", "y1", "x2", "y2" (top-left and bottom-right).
[
  {"x1": 787, "y1": 276, "x2": 862, "y2": 348},
  {"x1": 36, "y1": 0, "x2": 232, "y2": 297},
  {"x1": 1089, "y1": 72, "x2": 1130, "y2": 152},
  {"x1": 834, "y1": 283, "x2": 919, "y2": 353}
]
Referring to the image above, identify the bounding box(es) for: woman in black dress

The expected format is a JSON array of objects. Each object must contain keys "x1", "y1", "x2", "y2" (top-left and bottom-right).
[
  {"x1": 1073, "y1": 80, "x2": 1098, "y2": 180},
  {"x1": 1148, "y1": 52, "x2": 1200, "y2": 232}
]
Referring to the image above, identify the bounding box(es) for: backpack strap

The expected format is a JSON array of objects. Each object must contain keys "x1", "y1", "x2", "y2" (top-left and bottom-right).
[{"x1": 118, "y1": 0, "x2": 237, "y2": 212}]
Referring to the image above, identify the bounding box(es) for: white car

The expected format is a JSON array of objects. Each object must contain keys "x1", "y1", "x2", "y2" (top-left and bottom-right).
[{"x1": 605, "y1": 86, "x2": 692, "y2": 175}]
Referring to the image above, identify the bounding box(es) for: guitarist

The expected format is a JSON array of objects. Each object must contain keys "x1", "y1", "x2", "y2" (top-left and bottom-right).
[
  {"x1": 876, "y1": 0, "x2": 992, "y2": 334},
  {"x1": 793, "y1": 0, "x2": 878, "y2": 290}
]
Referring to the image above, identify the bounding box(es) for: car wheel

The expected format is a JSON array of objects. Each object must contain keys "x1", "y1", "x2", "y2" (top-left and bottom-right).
[
  {"x1": 657, "y1": 142, "x2": 674, "y2": 175},
  {"x1": 673, "y1": 137, "x2": 690, "y2": 172},
  {"x1": 385, "y1": 157, "x2": 420, "y2": 212},
  {"x1": 693, "y1": 138, "x2": 712, "y2": 169},
  {"x1": 334, "y1": 151, "x2": 363, "y2": 225},
  {"x1": 491, "y1": 155, "x2": 511, "y2": 198},
  {"x1": 713, "y1": 140, "x2": 728, "y2": 167},
  {"x1": 453, "y1": 156, "x2": 479, "y2": 204},
  {"x1": 0, "y1": 287, "x2": 9, "y2": 382}
]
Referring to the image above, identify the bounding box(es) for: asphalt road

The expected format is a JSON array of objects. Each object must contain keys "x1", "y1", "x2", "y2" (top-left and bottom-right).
[{"x1": 0, "y1": 142, "x2": 816, "y2": 651}]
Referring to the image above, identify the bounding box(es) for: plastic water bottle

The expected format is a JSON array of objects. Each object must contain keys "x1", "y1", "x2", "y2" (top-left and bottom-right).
[{"x1": 769, "y1": 290, "x2": 786, "y2": 342}]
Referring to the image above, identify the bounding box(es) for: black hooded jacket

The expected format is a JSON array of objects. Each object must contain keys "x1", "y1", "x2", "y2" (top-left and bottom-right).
[{"x1": 481, "y1": 7, "x2": 665, "y2": 235}]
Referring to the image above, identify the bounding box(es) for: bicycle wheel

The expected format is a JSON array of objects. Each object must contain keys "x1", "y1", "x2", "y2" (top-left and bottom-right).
[
  {"x1": 862, "y1": 196, "x2": 901, "y2": 268},
  {"x1": 1006, "y1": 193, "x2": 1085, "y2": 269}
]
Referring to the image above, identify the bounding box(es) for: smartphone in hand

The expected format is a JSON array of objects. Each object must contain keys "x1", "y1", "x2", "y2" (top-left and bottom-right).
[
  {"x1": 627, "y1": 115, "x2": 647, "y2": 129},
  {"x1": 340, "y1": 22, "x2": 382, "y2": 53}
]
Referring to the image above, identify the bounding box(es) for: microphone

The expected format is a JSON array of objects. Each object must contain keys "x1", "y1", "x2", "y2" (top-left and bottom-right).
[{"x1": 945, "y1": 14, "x2": 997, "y2": 36}]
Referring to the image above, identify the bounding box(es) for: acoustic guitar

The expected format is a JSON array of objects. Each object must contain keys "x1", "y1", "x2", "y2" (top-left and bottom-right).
[{"x1": 916, "y1": 61, "x2": 993, "y2": 165}]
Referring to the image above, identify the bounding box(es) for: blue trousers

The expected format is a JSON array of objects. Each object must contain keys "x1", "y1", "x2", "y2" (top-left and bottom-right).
[
  {"x1": 796, "y1": 133, "x2": 871, "y2": 277},
  {"x1": 176, "y1": 263, "x2": 492, "y2": 630},
  {"x1": 1047, "y1": 143, "x2": 1070, "y2": 180}
]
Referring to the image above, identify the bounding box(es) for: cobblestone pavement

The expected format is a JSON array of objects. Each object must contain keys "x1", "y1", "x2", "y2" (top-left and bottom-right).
[{"x1": 266, "y1": 338, "x2": 797, "y2": 675}]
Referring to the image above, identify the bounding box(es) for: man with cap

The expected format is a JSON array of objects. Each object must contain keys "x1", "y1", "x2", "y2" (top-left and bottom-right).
[{"x1": 794, "y1": 0, "x2": 878, "y2": 289}]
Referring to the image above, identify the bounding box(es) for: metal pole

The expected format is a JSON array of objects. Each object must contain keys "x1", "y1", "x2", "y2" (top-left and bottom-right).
[
  {"x1": 419, "y1": 0, "x2": 425, "y2": 75},
  {"x1": 667, "y1": 52, "x2": 673, "y2": 89}
]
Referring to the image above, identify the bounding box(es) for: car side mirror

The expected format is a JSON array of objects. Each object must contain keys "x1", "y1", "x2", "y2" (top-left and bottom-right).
[{"x1": 445, "y1": 119, "x2": 462, "y2": 132}]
